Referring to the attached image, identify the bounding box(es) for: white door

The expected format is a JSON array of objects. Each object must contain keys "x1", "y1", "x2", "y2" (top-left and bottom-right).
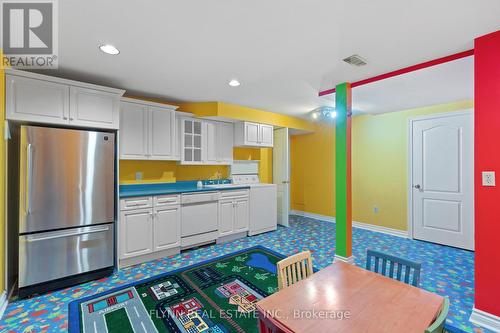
[
  {"x1": 119, "y1": 208, "x2": 153, "y2": 259},
  {"x1": 260, "y1": 124, "x2": 274, "y2": 147},
  {"x1": 153, "y1": 206, "x2": 180, "y2": 251},
  {"x1": 218, "y1": 200, "x2": 234, "y2": 236},
  {"x1": 150, "y1": 106, "x2": 175, "y2": 160},
  {"x1": 411, "y1": 111, "x2": 474, "y2": 250},
  {"x1": 273, "y1": 127, "x2": 290, "y2": 227},
  {"x1": 70, "y1": 87, "x2": 119, "y2": 129},
  {"x1": 120, "y1": 102, "x2": 148, "y2": 159},
  {"x1": 234, "y1": 198, "x2": 250, "y2": 232},
  {"x1": 6, "y1": 75, "x2": 70, "y2": 125}
]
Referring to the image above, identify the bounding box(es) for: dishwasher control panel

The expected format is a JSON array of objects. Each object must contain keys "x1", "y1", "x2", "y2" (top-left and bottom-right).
[{"x1": 181, "y1": 192, "x2": 219, "y2": 205}]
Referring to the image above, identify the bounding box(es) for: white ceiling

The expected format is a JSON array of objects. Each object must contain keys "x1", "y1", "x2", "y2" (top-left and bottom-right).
[
  {"x1": 324, "y1": 55, "x2": 474, "y2": 115},
  {"x1": 42, "y1": 0, "x2": 499, "y2": 117}
]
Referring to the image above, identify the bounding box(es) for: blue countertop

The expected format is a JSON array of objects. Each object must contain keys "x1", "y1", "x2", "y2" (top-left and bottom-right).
[{"x1": 119, "y1": 180, "x2": 250, "y2": 198}]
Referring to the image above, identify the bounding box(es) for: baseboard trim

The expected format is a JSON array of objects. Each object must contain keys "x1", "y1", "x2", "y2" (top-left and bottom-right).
[
  {"x1": 0, "y1": 290, "x2": 8, "y2": 320},
  {"x1": 469, "y1": 307, "x2": 500, "y2": 332},
  {"x1": 352, "y1": 221, "x2": 409, "y2": 239},
  {"x1": 290, "y1": 210, "x2": 335, "y2": 223},
  {"x1": 334, "y1": 254, "x2": 355, "y2": 264},
  {"x1": 290, "y1": 210, "x2": 409, "y2": 238}
]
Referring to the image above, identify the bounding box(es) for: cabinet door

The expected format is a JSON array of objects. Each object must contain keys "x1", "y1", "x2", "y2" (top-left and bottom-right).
[
  {"x1": 6, "y1": 75, "x2": 70, "y2": 124},
  {"x1": 205, "y1": 121, "x2": 218, "y2": 164},
  {"x1": 219, "y1": 200, "x2": 235, "y2": 236},
  {"x1": 70, "y1": 87, "x2": 120, "y2": 129},
  {"x1": 154, "y1": 206, "x2": 180, "y2": 251},
  {"x1": 119, "y1": 208, "x2": 153, "y2": 259},
  {"x1": 234, "y1": 198, "x2": 249, "y2": 232},
  {"x1": 245, "y1": 122, "x2": 260, "y2": 145},
  {"x1": 120, "y1": 102, "x2": 148, "y2": 159},
  {"x1": 218, "y1": 122, "x2": 234, "y2": 164},
  {"x1": 181, "y1": 119, "x2": 203, "y2": 164},
  {"x1": 150, "y1": 106, "x2": 176, "y2": 160},
  {"x1": 260, "y1": 124, "x2": 274, "y2": 147}
]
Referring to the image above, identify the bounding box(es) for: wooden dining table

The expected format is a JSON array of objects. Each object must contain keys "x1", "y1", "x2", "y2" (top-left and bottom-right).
[{"x1": 256, "y1": 261, "x2": 444, "y2": 333}]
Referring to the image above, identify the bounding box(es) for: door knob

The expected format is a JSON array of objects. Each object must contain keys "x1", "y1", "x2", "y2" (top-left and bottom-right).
[{"x1": 414, "y1": 184, "x2": 421, "y2": 190}]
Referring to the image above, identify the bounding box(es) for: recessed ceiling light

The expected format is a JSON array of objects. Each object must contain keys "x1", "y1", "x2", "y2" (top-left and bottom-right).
[
  {"x1": 99, "y1": 44, "x2": 120, "y2": 55},
  {"x1": 312, "y1": 112, "x2": 319, "y2": 119},
  {"x1": 228, "y1": 79, "x2": 241, "y2": 87}
]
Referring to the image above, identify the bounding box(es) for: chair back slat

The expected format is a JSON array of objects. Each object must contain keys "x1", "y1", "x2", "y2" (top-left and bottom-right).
[
  {"x1": 366, "y1": 249, "x2": 421, "y2": 287},
  {"x1": 277, "y1": 251, "x2": 314, "y2": 290}
]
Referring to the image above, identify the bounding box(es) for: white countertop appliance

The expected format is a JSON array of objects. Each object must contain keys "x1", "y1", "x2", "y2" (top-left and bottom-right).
[{"x1": 231, "y1": 161, "x2": 277, "y2": 235}]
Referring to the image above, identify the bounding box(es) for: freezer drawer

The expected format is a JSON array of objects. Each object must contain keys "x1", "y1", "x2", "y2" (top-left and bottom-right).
[{"x1": 19, "y1": 224, "x2": 114, "y2": 288}]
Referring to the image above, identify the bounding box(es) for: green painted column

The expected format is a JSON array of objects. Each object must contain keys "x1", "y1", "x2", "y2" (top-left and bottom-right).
[{"x1": 335, "y1": 82, "x2": 352, "y2": 259}]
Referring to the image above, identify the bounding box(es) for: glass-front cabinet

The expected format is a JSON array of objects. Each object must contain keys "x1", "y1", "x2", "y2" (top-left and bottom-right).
[{"x1": 181, "y1": 118, "x2": 203, "y2": 164}]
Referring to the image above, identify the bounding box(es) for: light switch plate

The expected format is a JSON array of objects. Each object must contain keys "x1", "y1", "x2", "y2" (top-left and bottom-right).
[
  {"x1": 135, "y1": 172, "x2": 143, "y2": 181},
  {"x1": 482, "y1": 171, "x2": 495, "y2": 186}
]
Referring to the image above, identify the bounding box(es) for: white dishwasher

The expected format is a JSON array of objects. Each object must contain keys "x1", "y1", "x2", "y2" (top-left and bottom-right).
[{"x1": 181, "y1": 191, "x2": 219, "y2": 249}]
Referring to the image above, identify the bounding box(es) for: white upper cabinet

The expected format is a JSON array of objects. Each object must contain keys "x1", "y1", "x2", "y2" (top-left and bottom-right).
[
  {"x1": 70, "y1": 87, "x2": 120, "y2": 129},
  {"x1": 202, "y1": 121, "x2": 234, "y2": 165},
  {"x1": 5, "y1": 69, "x2": 124, "y2": 129},
  {"x1": 6, "y1": 75, "x2": 70, "y2": 125},
  {"x1": 120, "y1": 98, "x2": 179, "y2": 161},
  {"x1": 181, "y1": 118, "x2": 204, "y2": 164},
  {"x1": 218, "y1": 122, "x2": 234, "y2": 164},
  {"x1": 120, "y1": 102, "x2": 148, "y2": 159},
  {"x1": 150, "y1": 106, "x2": 176, "y2": 160},
  {"x1": 260, "y1": 124, "x2": 274, "y2": 146},
  {"x1": 234, "y1": 121, "x2": 274, "y2": 147}
]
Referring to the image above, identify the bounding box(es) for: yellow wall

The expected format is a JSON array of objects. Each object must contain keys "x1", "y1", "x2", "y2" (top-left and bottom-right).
[
  {"x1": 119, "y1": 161, "x2": 229, "y2": 184},
  {"x1": 290, "y1": 100, "x2": 474, "y2": 230},
  {"x1": 119, "y1": 147, "x2": 274, "y2": 184},
  {"x1": 290, "y1": 123, "x2": 335, "y2": 216},
  {"x1": 179, "y1": 102, "x2": 315, "y2": 132},
  {"x1": 0, "y1": 63, "x2": 5, "y2": 291},
  {"x1": 352, "y1": 100, "x2": 473, "y2": 230}
]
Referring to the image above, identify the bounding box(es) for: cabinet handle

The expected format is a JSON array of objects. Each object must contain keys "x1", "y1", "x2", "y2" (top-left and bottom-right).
[{"x1": 69, "y1": 117, "x2": 74, "y2": 121}]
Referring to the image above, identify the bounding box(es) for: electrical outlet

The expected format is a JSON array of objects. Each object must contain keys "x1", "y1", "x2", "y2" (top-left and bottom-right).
[
  {"x1": 373, "y1": 205, "x2": 379, "y2": 214},
  {"x1": 135, "y1": 172, "x2": 143, "y2": 181},
  {"x1": 482, "y1": 171, "x2": 495, "y2": 186}
]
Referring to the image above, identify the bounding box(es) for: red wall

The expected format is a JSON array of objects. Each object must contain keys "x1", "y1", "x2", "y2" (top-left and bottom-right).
[{"x1": 474, "y1": 30, "x2": 500, "y2": 316}]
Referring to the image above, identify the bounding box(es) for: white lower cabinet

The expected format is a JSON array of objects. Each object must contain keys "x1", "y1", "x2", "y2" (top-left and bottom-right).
[
  {"x1": 218, "y1": 190, "x2": 249, "y2": 239},
  {"x1": 120, "y1": 208, "x2": 154, "y2": 259},
  {"x1": 154, "y1": 205, "x2": 181, "y2": 251},
  {"x1": 234, "y1": 198, "x2": 250, "y2": 232},
  {"x1": 119, "y1": 195, "x2": 180, "y2": 267},
  {"x1": 219, "y1": 200, "x2": 236, "y2": 237}
]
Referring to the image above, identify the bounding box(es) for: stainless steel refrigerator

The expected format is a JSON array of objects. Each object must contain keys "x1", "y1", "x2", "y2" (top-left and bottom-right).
[{"x1": 8, "y1": 125, "x2": 115, "y2": 297}]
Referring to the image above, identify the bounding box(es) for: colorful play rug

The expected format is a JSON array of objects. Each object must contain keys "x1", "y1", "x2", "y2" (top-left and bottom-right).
[{"x1": 69, "y1": 246, "x2": 284, "y2": 333}]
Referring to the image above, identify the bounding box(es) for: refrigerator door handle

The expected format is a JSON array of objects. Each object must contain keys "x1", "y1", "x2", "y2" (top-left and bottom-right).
[
  {"x1": 26, "y1": 143, "x2": 33, "y2": 215},
  {"x1": 25, "y1": 225, "x2": 110, "y2": 242}
]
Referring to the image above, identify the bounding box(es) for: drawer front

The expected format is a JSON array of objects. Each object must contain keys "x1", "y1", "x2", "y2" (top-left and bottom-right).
[
  {"x1": 120, "y1": 197, "x2": 153, "y2": 210},
  {"x1": 155, "y1": 195, "x2": 180, "y2": 207},
  {"x1": 219, "y1": 190, "x2": 249, "y2": 199},
  {"x1": 19, "y1": 224, "x2": 114, "y2": 287}
]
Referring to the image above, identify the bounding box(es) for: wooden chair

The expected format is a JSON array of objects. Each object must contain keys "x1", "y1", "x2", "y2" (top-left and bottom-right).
[
  {"x1": 277, "y1": 251, "x2": 314, "y2": 290},
  {"x1": 425, "y1": 297, "x2": 450, "y2": 333},
  {"x1": 366, "y1": 249, "x2": 422, "y2": 287}
]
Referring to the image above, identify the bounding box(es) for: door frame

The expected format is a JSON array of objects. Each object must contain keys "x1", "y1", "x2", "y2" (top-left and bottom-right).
[
  {"x1": 273, "y1": 127, "x2": 290, "y2": 227},
  {"x1": 407, "y1": 109, "x2": 474, "y2": 240}
]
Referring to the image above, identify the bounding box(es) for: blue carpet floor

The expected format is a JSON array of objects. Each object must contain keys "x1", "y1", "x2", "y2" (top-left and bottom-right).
[{"x1": 0, "y1": 215, "x2": 487, "y2": 333}]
